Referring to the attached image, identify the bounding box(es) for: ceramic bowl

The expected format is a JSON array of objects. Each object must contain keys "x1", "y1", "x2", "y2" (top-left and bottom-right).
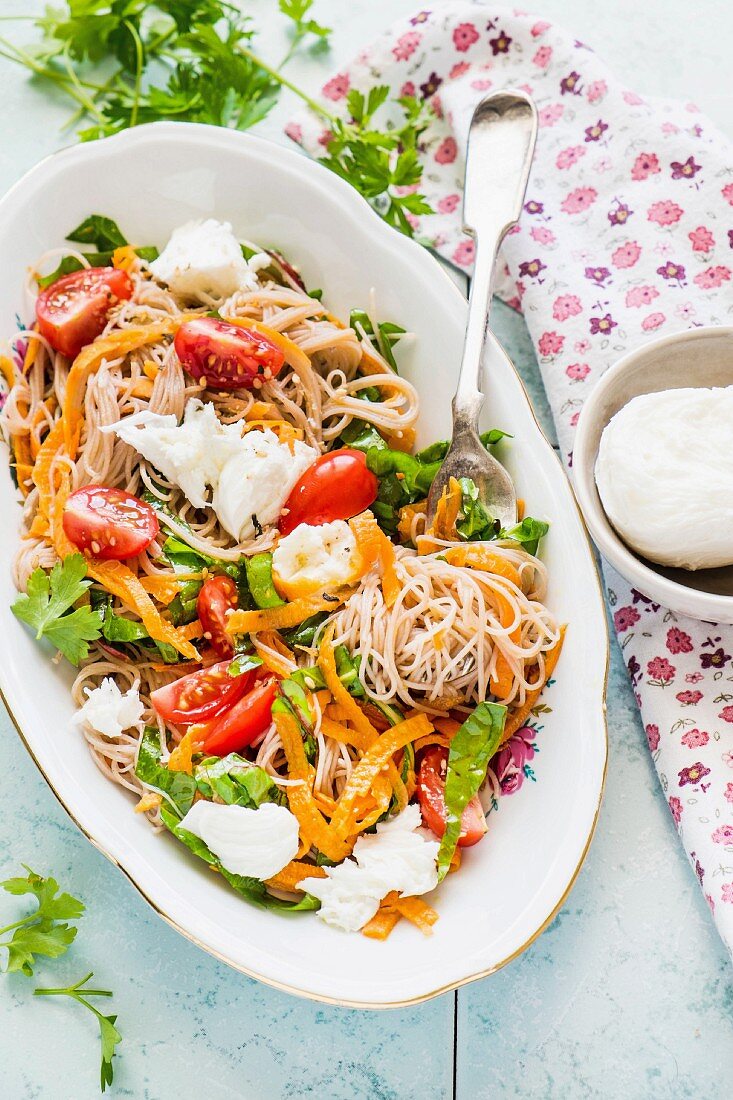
[
  {"x1": 0, "y1": 122, "x2": 608, "y2": 1006},
  {"x1": 574, "y1": 325, "x2": 733, "y2": 623}
]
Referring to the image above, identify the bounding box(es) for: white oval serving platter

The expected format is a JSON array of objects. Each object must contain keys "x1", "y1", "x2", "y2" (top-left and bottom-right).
[{"x1": 0, "y1": 123, "x2": 607, "y2": 1007}]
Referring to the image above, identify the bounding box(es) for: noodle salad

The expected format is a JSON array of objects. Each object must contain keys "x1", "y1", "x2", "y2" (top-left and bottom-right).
[{"x1": 1, "y1": 214, "x2": 563, "y2": 938}]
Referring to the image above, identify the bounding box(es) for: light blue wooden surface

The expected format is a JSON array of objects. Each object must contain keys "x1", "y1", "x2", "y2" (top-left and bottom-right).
[{"x1": 0, "y1": 3, "x2": 731, "y2": 1098}]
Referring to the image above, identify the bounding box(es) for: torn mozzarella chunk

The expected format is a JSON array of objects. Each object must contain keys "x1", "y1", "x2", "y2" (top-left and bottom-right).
[
  {"x1": 300, "y1": 805, "x2": 439, "y2": 933},
  {"x1": 149, "y1": 218, "x2": 258, "y2": 301},
  {"x1": 212, "y1": 432, "x2": 316, "y2": 542},
  {"x1": 178, "y1": 801, "x2": 299, "y2": 880},
  {"x1": 75, "y1": 678, "x2": 144, "y2": 740},
  {"x1": 271, "y1": 520, "x2": 358, "y2": 598},
  {"x1": 102, "y1": 399, "x2": 243, "y2": 510}
]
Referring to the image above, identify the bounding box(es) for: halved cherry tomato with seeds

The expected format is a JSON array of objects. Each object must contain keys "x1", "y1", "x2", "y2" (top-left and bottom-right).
[
  {"x1": 151, "y1": 661, "x2": 256, "y2": 726},
  {"x1": 62, "y1": 485, "x2": 159, "y2": 560},
  {"x1": 197, "y1": 575, "x2": 238, "y2": 658},
  {"x1": 279, "y1": 449, "x2": 378, "y2": 536},
  {"x1": 193, "y1": 675, "x2": 278, "y2": 756},
  {"x1": 174, "y1": 317, "x2": 285, "y2": 390},
  {"x1": 416, "y1": 746, "x2": 488, "y2": 848},
  {"x1": 36, "y1": 267, "x2": 134, "y2": 359}
]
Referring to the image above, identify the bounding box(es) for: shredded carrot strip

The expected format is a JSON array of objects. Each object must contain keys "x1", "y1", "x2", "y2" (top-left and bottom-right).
[
  {"x1": 0, "y1": 354, "x2": 15, "y2": 391},
  {"x1": 320, "y1": 714, "x2": 367, "y2": 750},
  {"x1": 349, "y1": 511, "x2": 400, "y2": 607},
  {"x1": 362, "y1": 905, "x2": 401, "y2": 941},
  {"x1": 392, "y1": 894, "x2": 439, "y2": 935},
  {"x1": 22, "y1": 329, "x2": 39, "y2": 375},
  {"x1": 168, "y1": 729, "x2": 200, "y2": 774},
  {"x1": 129, "y1": 377, "x2": 153, "y2": 400},
  {"x1": 432, "y1": 476, "x2": 462, "y2": 541},
  {"x1": 517, "y1": 497, "x2": 525, "y2": 521},
  {"x1": 32, "y1": 419, "x2": 66, "y2": 520},
  {"x1": 397, "y1": 500, "x2": 427, "y2": 544},
  {"x1": 273, "y1": 710, "x2": 349, "y2": 862},
  {"x1": 318, "y1": 632, "x2": 407, "y2": 808},
  {"x1": 112, "y1": 245, "x2": 138, "y2": 271},
  {"x1": 253, "y1": 630, "x2": 296, "y2": 677},
  {"x1": 329, "y1": 714, "x2": 433, "y2": 839},
  {"x1": 443, "y1": 545, "x2": 521, "y2": 588},
  {"x1": 135, "y1": 791, "x2": 162, "y2": 814},
  {"x1": 433, "y1": 716, "x2": 462, "y2": 738},
  {"x1": 180, "y1": 619, "x2": 202, "y2": 641},
  {"x1": 266, "y1": 860, "x2": 326, "y2": 893},
  {"x1": 490, "y1": 589, "x2": 520, "y2": 699},
  {"x1": 503, "y1": 627, "x2": 566, "y2": 741},
  {"x1": 85, "y1": 558, "x2": 199, "y2": 659},
  {"x1": 413, "y1": 733, "x2": 452, "y2": 753},
  {"x1": 63, "y1": 322, "x2": 175, "y2": 457},
  {"x1": 139, "y1": 575, "x2": 184, "y2": 605},
  {"x1": 226, "y1": 593, "x2": 349, "y2": 636},
  {"x1": 245, "y1": 399, "x2": 283, "y2": 422},
  {"x1": 384, "y1": 426, "x2": 416, "y2": 452},
  {"x1": 143, "y1": 359, "x2": 159, "y2": 381}
]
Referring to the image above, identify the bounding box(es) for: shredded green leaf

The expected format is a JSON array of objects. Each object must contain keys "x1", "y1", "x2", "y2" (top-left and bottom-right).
[
  {"x1": 134, "y1": 728, "x2": 196, "y2": 819},
  {"x1": 436, "y1": 702, "x2": 507, "y2": 881},
  {"x1": 244, "y1": 552, "x2": 286, "y2": 609}
]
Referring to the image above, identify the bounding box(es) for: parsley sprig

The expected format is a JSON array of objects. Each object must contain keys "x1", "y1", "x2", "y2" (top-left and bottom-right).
[
  {"x1": 35, "y1": 972, "x2": 122, "y2": 1092},
  {"x1": 0, "y1": 865, "x2": 84, "y2": 976},
  {"x1": 0, "y1": 2, "x2": 433, "y2": 235},
  {"x1": 11, "y1": 553, "x2": 101, "y2": 665},
  {"x1": 2, "y1": 866, "x2": 122, "y2": 1091}
]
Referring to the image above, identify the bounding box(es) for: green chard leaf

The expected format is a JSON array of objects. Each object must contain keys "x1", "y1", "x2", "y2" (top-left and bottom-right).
[
  {"x1": 134, "y1": 728, "x2": 196, "y2": 818},
  {"x1": 67, "y1": 214, "x2": 128, "y2": 251},
  {"x1": 349, "y1": 309, "x2": 406, "y2": 372},
  {"x1": 455, "y1": 478, "x2": 500, "y2": 542},
  {"x1": 194, "y1": 755, "x2": 281, "y2": 808},
  {"x1": 11, "y1": 554, "x2": 101, "y2": 665},
  {"x1": 499, "y1": 517, "x2": 550, "y2": 556},
  {"x1": 244, "y1": 552, "x2": 285, "y2": 609},
  {"x1": 436, "y1": 703, "x2": 507, "y2": 881},
  {"x1": 1, "y1": 866, "x2": 84, "y2": 976}
]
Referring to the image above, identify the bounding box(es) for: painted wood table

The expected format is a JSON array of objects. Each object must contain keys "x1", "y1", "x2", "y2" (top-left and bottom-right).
[{"x1": 0, "y1": 2, "x2": 731, "y2": 1097}]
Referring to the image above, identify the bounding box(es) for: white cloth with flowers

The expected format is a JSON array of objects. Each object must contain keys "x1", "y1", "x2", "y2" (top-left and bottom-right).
[{"x1": 288, "y1": 1, "x2": 733, "y2": 954}]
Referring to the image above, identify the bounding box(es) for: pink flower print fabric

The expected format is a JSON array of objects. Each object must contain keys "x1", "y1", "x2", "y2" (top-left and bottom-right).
[{"x1": 287, "y1": 3, "x2": 733, "y2": 956}]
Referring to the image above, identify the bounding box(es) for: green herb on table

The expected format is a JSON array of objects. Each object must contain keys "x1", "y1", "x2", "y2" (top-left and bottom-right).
[
  {"x1": 11, "y1": 554, "x2": 102, "y2": 665},
  {"x1": 0, "y1": 866, "x2": 84, "y2": 976},
  {"x1": 0, "y1": 3, "x2": 433, "y2": 237},
  {"x1": 34, "y1": 972, "x2": 122, "y2": 1093}
]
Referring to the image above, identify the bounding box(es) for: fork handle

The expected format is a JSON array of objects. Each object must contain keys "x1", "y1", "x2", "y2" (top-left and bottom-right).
[{"x1": 452, "y1": 222, "x2": 507, "y2": 431}]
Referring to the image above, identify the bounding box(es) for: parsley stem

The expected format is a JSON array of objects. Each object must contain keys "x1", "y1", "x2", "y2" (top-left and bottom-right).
[
  {"x1": 236, "y1": 44, "x2": 337, "y2": 125},
  {"x1": 0, "y1": 914, "x2": 33, "y2": 936},
  {"x1": 123, "y1": 19, "x2": 144, "y2": 128},
  {"x1": 34, "y1": 971, "x2": 112, "y2": 998}
]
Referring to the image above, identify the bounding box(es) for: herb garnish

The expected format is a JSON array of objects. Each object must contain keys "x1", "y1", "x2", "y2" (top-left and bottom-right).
[{"x1": 0, "y1": 2, "x2": 433, "y2": 236}]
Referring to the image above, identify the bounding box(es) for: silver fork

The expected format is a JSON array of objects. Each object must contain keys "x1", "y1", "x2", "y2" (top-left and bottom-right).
[{"x1": 426, "y1": 90, "x2": 538, "y2": 532}]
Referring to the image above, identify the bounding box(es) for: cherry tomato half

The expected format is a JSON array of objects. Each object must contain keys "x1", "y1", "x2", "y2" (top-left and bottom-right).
[
  {"x1": 36, "y1": 267, "x2": 134, "y2": 359},
  {"x1": 174, "y1": 317, "x2": 285, "y2": 390},
  {"x1": 62, "y1": 486, "x2": 159, "y2": 560},
  {"x1": 197, "y1": 575, "x2": 238, "y2": 659},
  {"x1": 151, "y1": 662, "x2": 256, "y2": 726},
  {"x1": 278, "y1": 449, "x2": 378, "y2": 536},
  {"x1": 194, "y1": 675, "x2": 278, "y2": 757},
  {"x1": 416, "y1": 746, "x2": 488, "y2": 848}
]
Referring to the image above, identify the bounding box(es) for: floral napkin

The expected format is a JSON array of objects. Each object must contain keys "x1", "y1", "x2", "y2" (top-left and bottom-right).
[{"x1": 288, "y1": 1, "x2": 733, "y2": 954}]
